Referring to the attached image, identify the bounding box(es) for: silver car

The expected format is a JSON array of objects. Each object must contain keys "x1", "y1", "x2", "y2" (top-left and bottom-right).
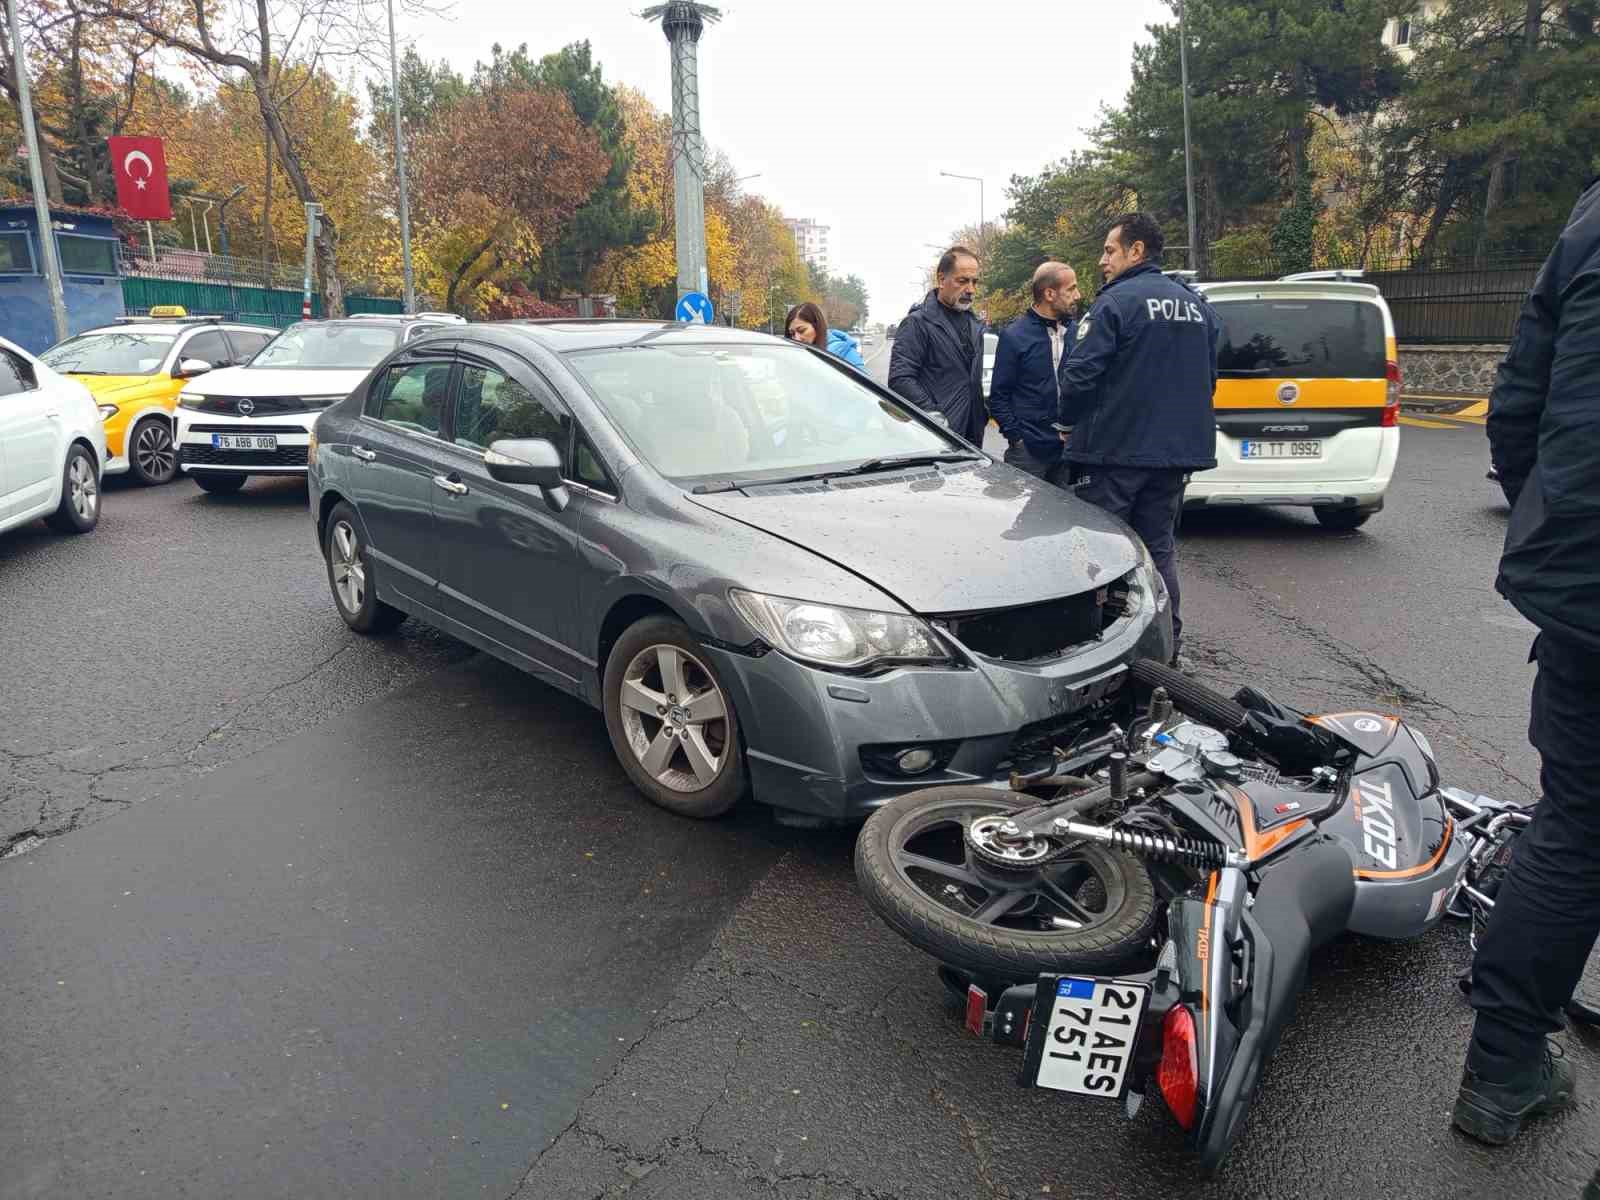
[{"x1": 308, "y1": 321, "x2": 1172, "y2": 824}]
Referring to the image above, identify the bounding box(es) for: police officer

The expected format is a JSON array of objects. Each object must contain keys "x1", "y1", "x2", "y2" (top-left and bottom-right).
[
  {"x1": 1057, "y1": 212, "x2": 1218, "y2": 664},
  {"x1": 1454, "y1": 177, "x2": 1600, "y2": 1146}
]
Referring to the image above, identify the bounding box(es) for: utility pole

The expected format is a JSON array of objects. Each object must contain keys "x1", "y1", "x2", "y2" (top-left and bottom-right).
[
  {"x1": 301, "y1": 202, "x2": 322, "y2": 319},
  {"x1": 644, "y1": 3, "x2": 722, "y2": 305},
  {"x1": 1178, "y1": 0, "x2": 1200, "y2": 275},
  {"x1": 6, "y1": 0, "x2": 67, "y2": 342},
  {"x1": 386, "y1": 0, "x2": 416, "y2": 313}
]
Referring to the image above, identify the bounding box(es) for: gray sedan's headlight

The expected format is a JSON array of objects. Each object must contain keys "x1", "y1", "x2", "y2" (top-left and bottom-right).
[{"x1": 730, "y1": 590, "x2": 951, "y2": 669}]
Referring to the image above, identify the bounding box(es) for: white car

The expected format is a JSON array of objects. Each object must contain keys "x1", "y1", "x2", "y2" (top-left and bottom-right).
[
  {"x1": 981, "y1": 331, "x2": 998, "y2": 398},
  {"x1": 0, "y1": 334, "x2": 107, "y2": 537},
  {"x1": 175, "y1": 314, "x2": 462, "y2": 494},
  {"x1": 1187, "y1": 277, "x2": 1401, "y2": 530}
]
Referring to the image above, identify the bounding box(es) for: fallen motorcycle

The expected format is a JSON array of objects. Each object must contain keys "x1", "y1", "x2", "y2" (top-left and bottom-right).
[{"x1": 854, "y1": 658, "x2": 1598, "y2": 1168}]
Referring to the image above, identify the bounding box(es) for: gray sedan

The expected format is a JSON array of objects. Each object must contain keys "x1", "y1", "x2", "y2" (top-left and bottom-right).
[{"x1": 307, "y1": 321, "x2": 1172, "y2": 823}]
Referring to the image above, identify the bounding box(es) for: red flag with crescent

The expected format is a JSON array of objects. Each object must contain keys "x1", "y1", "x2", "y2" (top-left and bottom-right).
[{"x1": 108, "y1": 135, "x2": 173, "y2": 220}]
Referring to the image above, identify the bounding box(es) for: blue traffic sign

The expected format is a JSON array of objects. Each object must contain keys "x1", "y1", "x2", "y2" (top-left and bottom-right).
[{"x1": 675, "y1": 291, "x2": 715, "y2": 325}]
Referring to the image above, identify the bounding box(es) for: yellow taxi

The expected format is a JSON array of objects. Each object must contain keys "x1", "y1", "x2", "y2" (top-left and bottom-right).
[{"x1": 39, "y1": 308, "x2": 276, "y2": 484}]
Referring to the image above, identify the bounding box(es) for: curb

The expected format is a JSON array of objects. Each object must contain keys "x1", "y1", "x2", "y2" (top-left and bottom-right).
[{"x1": 1402, "y1": 394, "x2": 1488, "y2": 416}]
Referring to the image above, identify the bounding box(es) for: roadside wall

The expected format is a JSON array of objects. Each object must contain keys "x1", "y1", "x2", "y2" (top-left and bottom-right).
[{"x1": 1398, "y1": 344, "x2": 1506, "y2": 396}]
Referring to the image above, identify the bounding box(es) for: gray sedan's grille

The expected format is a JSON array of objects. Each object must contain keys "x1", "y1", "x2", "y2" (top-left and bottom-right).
[{"x1": 937, "y1": 572, "x2": 1136, "y2": 663}]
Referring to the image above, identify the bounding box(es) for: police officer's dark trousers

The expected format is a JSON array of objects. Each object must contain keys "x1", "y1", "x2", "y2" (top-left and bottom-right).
[
  {"x1": 1468, "y1": 634, "x2": 1600, "y2": 1074},
  {"x1": 1072, "y1": 467, "x2": 1186, "y2": 646}
]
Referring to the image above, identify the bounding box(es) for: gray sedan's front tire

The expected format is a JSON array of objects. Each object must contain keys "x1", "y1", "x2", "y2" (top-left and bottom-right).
[{"x1": 602, "y1": 616, "x2": 746, "y2": 819}]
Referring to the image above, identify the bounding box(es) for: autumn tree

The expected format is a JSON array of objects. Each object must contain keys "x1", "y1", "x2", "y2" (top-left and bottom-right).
[
  {"x1": 411, "y1": 86, "x2": 607, "y2": 312},
  {"x1": 79, "y1": 0, "x2": 439, "y2": 315}
]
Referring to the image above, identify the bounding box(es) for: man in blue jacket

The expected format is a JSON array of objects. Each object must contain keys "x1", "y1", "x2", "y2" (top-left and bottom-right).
[
  {"x1": 990, "y1": 261, "x2": 1080, "y2": 483},
  {"x1": 1452, "y1": 176, "x2": 1600, "y2": 1147},
  {"x1": 1057, "y1": 212, "x2": 1219, "y2": 660}
]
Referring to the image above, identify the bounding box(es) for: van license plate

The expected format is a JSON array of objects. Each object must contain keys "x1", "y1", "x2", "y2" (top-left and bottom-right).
[
  {"x1": 1033, "y1": 977, "x2": 1148, "y2": 1098},
  {"x1": 1242, "y1": 439, "x2": 1321, "y2": 459}
]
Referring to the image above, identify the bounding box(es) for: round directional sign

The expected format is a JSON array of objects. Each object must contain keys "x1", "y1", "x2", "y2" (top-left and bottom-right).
[{"x1": 675, "y1": 291, "x2": 715, "y2": 325}]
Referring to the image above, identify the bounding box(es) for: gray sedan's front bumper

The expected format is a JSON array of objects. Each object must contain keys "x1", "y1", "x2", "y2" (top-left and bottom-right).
[{"x1": 705, "y1": 606, "x2": 1173, "y2": 820}]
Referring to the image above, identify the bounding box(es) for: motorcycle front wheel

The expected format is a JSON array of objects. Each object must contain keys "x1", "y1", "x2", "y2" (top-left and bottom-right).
[{"x1": 855, "y1": 787, "x2": 1158, "y2": 983}]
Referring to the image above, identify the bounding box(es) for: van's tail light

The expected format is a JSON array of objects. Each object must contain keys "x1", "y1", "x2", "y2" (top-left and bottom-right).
[
  {"x1": 1157, "y1": 1005, "x2": 1200, "y2": 1130},
  {"x1": 1382, "y1": 360, "x2": 1401, "y2": 428}
]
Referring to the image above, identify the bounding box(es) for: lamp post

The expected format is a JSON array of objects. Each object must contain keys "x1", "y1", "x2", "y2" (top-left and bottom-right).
[
  {"x1": 386, "y1": 0, "x2": 416, "y2": 313},
  {"x1": 644, "y1": 3, "x2": 723, "y2": 305},
  {"x1": 1178, "y1": 0, "x2": 1200, "y2": 275},
  {"x1": 939, "y1": 170, "x2": 984, "y2": 256},
  {"x1": 6, "y1": 0, "x2": 67, "y2": 342}
]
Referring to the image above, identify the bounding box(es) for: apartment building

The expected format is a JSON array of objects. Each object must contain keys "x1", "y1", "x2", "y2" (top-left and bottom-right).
[{"x1": 785, "y1": 217, "x2": 831, "y2": 273}]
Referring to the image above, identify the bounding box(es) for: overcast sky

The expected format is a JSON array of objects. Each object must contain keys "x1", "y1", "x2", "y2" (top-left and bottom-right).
[{"x1": 395, "y1": 1, "x2": 1174, "y2": 322}]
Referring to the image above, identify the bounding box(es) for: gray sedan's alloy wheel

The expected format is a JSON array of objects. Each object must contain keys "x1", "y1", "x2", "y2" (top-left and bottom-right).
[
  {"x1": 602, "y1": 616, "x2": 745, "y2": 819},
  {"x1": 619, "y1": 643, "x2": 729, "y2": 793},
  {"x1": 323, "y1": 501, "x2": 406, "y2": 635},
  {"x1": 329, "y1": 518, "x2": 367, "y2": 615}
]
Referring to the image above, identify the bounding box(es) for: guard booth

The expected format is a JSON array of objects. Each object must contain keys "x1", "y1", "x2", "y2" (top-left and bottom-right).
[{"x1": 0, "y1": 203, "x2": 126, "y2": 353}]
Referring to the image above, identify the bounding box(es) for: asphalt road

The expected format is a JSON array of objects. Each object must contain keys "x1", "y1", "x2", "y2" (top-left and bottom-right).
[{"x1": 2, "y1": 359, "x2": 1596, "y2": 1200}]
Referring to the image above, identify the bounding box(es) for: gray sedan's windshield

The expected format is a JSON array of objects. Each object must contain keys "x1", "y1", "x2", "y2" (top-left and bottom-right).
[
  {"x1": 568, "y1": 344, "x2": 956, "y2": 482},
  {"x1": 252, "y1": 323, "x2": 399, "y2": 369}
]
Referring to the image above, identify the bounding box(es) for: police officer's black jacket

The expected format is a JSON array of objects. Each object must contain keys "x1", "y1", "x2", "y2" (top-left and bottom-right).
[
  {"x1": 1057, "y1": 262, "x2": 1220, "y2": 471},
  {"x1": 888, "y1": 291, "x2": 987, "y2": 445},
  {"x1": 1487, "y1": 177, "x2": 1600, "y2": 653}
]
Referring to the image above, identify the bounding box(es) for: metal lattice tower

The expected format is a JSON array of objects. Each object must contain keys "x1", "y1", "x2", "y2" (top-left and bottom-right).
[{"x1": 643, "y1": 3, "x2": 721, "y2": 304}]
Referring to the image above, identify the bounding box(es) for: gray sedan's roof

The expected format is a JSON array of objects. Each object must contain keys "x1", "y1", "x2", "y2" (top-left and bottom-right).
[{"x1": 470, "y1": 320, "x2": 786, "y2": 355}]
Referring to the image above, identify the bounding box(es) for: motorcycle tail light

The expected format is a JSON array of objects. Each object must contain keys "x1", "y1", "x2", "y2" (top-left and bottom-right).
[
  {"x1": 1382, "y1": 360, "x2": 1401, "y2": 428},
  {"x1": 1157, "y1": 1005, "x2": 1200, "y2": 1130}
]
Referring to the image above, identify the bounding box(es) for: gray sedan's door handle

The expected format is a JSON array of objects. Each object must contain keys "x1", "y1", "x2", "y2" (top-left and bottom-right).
[
  {"x1": 432, "y1": 473, "x2": 469, "y2": 496},
  {"x1": 351, "y1": 445, "x2": 377, "y2": 462}
]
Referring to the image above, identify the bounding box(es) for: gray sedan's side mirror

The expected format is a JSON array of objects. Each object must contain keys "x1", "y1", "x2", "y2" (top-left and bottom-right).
[
  {"x1": 174, "y1": 358, "x2": 212, "y2": 379},
  {"x1": 486, "y1": 438, "x2": 569, "y2": 512}
]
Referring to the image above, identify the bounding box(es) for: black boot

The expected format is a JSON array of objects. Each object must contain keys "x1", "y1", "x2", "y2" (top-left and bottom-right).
[{"x1": 1453, "y1": 1042, "x2": 1577, "y2": 1146}]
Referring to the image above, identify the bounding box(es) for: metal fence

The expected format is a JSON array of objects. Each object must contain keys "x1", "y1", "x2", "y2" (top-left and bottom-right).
[
  {"x1": 1205, "y1": 251, "x2": 1546, "y2": 345},
  {"x1": 121, "y1": 249, "x2": 403, "y2": 328}
]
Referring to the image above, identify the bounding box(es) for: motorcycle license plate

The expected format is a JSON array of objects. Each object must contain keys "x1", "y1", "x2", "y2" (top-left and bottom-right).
[
  {"x1": 1032, "y1": 977, "x2": 1148, "y2": 1098},
  {"x1": 1241, "y1": 439, "x2": 1321, "y2": 459}
]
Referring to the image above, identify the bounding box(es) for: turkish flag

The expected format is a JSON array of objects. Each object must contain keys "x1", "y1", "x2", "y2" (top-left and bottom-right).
[{"x1": 108, "y1": 135, "x2": 172, "y2": 220}]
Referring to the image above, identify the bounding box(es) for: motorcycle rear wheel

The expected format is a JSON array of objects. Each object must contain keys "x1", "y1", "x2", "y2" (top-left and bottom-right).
[{"x1": 855, "y1": 787, "x2": 1159, "y2": 983}]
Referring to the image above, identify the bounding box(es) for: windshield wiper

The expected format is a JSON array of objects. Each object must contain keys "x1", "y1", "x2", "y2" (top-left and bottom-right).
[
  {"x1": 841, "y1": 452, "x2": 981, "y2": 475},
  {"x1": 63, "y1": 368, "x2": 108, "y2": 374},
  {"x1": 689, "y1": 452, "x2": 981, "y2": 495}
]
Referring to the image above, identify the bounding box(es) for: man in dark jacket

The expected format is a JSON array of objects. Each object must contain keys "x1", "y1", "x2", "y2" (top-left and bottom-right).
[
  {"x1": 889, "y1": 246, "x2": 988, "y2": 444},
  {"x1": 990, "y1": 261, "x2": 1080, "y2": 483},
  {"x1": 1057, "y1": 212, "x2": 1218, "y2": 657},
  {"x1": 1453, "y1": 177, "x2": 1600, "y2": 1147}
]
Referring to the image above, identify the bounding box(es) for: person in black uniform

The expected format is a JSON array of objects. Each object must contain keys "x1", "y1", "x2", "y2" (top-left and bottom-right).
[
  {"x1": 1453, "y1": 176, "x2": 1600, "y2": 1146},
  {"x1": 1056, "y1": 212, "x2": 1218, "y2": 665}
]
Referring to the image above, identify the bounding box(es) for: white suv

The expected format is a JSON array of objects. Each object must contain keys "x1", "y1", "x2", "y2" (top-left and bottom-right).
[{"x1": 175, "y1": 314, "x2": 462, "y2": 494}]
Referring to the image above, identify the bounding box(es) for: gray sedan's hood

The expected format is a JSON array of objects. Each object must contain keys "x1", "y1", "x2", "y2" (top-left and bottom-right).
[{"x1": 687, "y1": 460, "x2": 1141, "y2": 614}]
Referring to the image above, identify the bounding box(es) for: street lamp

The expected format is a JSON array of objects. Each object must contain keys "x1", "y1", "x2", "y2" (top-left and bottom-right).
[
  {"x1": 939, "y1": 170, "x2": 984, "y2": 253},
  {"x1": 386, "y1": 0, "x2": 416, "y2": 312},
  {"x1": 1178, "y1": 0, "x2": 1199, "y2": 274}
]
